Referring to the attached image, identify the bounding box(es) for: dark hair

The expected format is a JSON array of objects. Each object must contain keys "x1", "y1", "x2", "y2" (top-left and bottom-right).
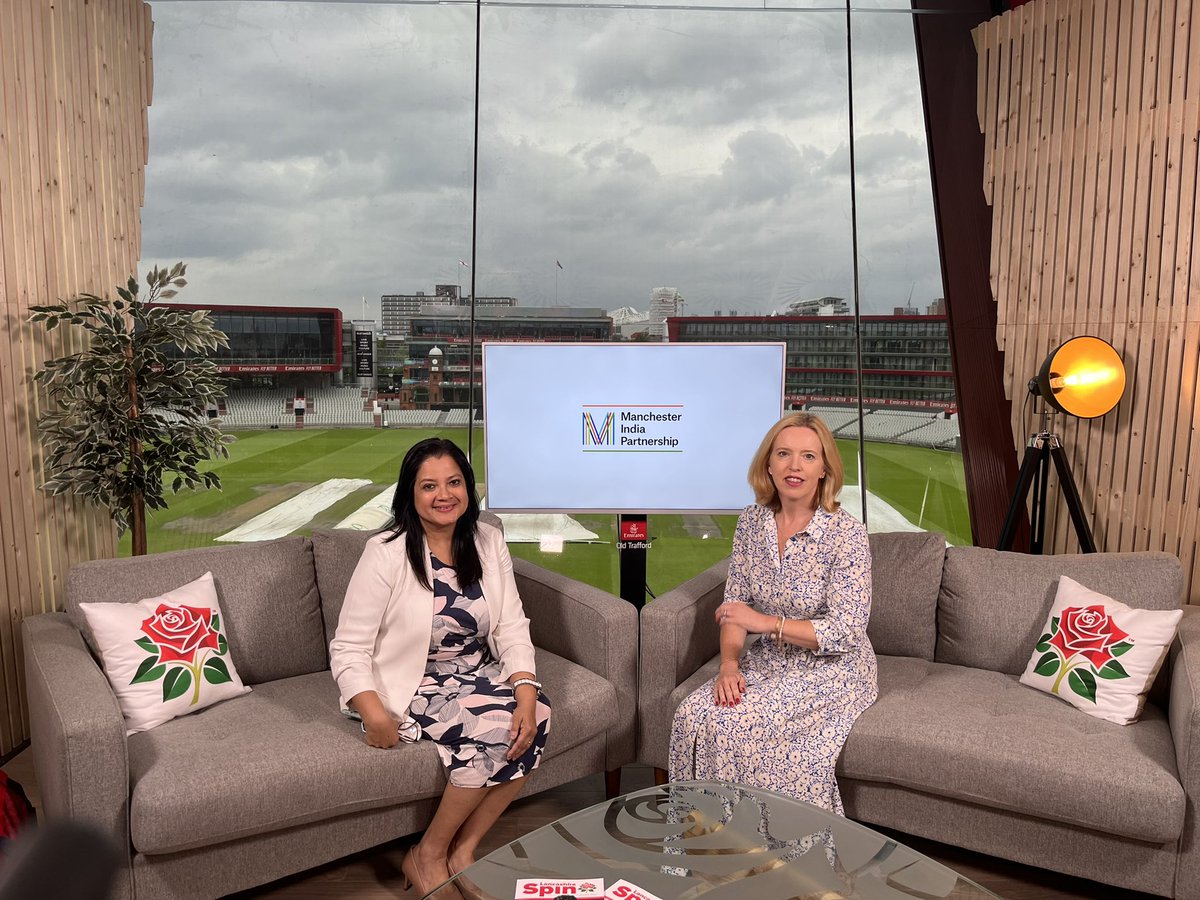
[{"x1": 383, "y1": 437, "x2": 481, "y2": 591}]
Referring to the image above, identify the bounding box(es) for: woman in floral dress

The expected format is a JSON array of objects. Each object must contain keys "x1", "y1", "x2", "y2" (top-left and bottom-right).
[
  {"x1": 669, "y1": 413, "x2": 876, "y2": 814},
  {"x1": 330, "y1": 438, "x2": 550, "y2": 894}
]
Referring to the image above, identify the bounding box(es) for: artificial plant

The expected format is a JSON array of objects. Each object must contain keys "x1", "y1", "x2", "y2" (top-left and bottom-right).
[{"x1": 29, "y1": 263, "x2": 232, "y2": 555}]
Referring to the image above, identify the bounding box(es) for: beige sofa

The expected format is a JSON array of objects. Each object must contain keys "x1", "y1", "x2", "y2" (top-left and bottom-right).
[
  {"x1": 638, "y1": 531, "x2": 1198, "y2": 898},
  {"x1": 22, "y1": 523, "x2": 637, "y2": 900}
]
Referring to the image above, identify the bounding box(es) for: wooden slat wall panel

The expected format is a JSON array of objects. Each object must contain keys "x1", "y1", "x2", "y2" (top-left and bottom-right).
[
  {"x1": 0, "y1": 0, "x2": 151, "y2": 756},
  {"x1": 975, "y1": 0, "x2": 1200, "y2": 601}
]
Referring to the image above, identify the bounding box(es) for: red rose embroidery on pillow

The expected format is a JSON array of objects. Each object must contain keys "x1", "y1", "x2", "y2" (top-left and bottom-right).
[
  {"x1": 141, "y1": 604, "x2": 220, "y2": 664},
  {"x1": 132, "y1": 603, "x2": 233, "y2": 704},
  {"x1": 1032, "y1": 605, "x2": 1134, "y2": 703}
]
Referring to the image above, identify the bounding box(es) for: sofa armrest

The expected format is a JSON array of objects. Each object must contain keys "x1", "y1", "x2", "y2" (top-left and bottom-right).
[
  {"x1": 637, "y1": 558, "x2": 729, "y2": 770},
  {"x1": 22, "y1": 614, "x2": 130, "y2": 854},
  {"x1": 513, "y1": 557, "x2": 638, "y2": 770},
  {"x1": 1170, "y1": 605, "x2": 1200, "y2": 896}
]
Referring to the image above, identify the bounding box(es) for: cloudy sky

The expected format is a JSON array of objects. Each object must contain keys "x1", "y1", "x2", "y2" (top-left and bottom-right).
[{"x1": 140, "y1": 0, "x2": 948, "y2": 320}]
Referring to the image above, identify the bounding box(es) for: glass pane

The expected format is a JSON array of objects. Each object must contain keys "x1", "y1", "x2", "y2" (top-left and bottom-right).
[
  {"x1": 850, "y1": 9, "x2": 970, "y2": 545},
  {"x1": 130, "y1": 0, "x2": 477, "y2": 554},
  {"x1": 494, "y1": 0, "x2": 852, "y2": 8},
  {"x1": 126, "y1": 0, "x2": 971, "y2": 573},
  {"x1": 475, "y1": 4, "x2": 854, "y2": 593}
]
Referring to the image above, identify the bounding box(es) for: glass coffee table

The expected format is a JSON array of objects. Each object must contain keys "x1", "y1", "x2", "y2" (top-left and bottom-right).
[{"x1": 426, "y1": 781, "x2": 999, "y2": 899}]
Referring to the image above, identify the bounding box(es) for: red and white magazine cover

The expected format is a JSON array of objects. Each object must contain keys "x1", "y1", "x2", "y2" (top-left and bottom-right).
[
  {"x1": 605, "y1": 879, "x2": 665, "y2": 900},
  {"x1": 514, "y1": 877, "x2": 606, "y2": 898}
]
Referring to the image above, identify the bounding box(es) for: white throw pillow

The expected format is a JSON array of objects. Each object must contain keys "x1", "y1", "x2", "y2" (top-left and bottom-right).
[
  {"x1": 1019, "y1": 575, "x2": 1182, "y2": 725},
  {"x1": 79, "y1": 572, "x2": 251, "y2": 734}
]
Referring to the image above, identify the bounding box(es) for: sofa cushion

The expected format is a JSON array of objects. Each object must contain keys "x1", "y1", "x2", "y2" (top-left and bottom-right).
[
  {"x1": 79, "y1": 572, "x2": 251, "y2": 734},
  {"x1": 837, "y1": 655, "x2": 1185, "y2": 843},
  {"x1": 127, "y1": 648, "x2": 616, "y2": 855},
  {"x1": 867, "y1": 531, "x2": 945, "y2": 660},
  {"x1": 935, "y1": 547, "x2": 1183, "y2": 676},
  {"x1": 66, "y1": 537, "x2": 326, "y2": 685},
  {"x1": 312, "y1": 528, "x2": 375, "y2": 645},
  {"x1": 1019, "y1": 576, "x2": 1183, "y2": 725}
]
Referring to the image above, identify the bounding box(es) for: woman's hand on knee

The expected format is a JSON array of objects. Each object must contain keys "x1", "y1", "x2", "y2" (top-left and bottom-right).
[
  {"x1": 713, "y1": 664, "x2": 746, "y2": 707},
  {"x1": 506, "y1": 701, "x2": 538, "y2": 761}
]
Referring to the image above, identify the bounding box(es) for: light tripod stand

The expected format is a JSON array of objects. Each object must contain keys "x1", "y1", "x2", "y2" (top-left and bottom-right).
[
  {"x1": 996, "y1": 411, "x2": 1096, "y2": 554},
  {"x1": 996, "y1": 335, "x2": 1125, "y2": 554}
]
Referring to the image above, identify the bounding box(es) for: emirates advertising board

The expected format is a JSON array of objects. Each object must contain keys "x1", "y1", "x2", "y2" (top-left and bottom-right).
[{"x1": 483, "y1": 342, "x2": 785, "y2": 513}]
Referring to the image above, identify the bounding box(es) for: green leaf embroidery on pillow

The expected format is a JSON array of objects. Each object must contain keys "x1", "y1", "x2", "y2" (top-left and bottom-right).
[
  {"x1": 1098, "y1": 660, "x2": 1130, "y2": 679},
  {"x1": 203, "y1": 657, "x2": 232, "y2": 685},
  {"x1": 1111, "y1": 641, "x2": 1134, "y2": 657},
  {"x1": 131, "y1": 657, "x2": 166, "y2": 685},
  {"x1": 163, "y1": 667, "x2": 193, "y2": 702},
  {"x1": 217, "y1": 635, "x2": 228, "y2": 656},
  {"x1": 135, "y1": 637, "x2": 157, "y2": 654},
  {"x1": 211, "y1": 613, "x2": 221, "y2": 632},
  {"x1": 1034, "y1": 652, "x2": 1060, "y2": 677},
  {"x1": 1035, "y1": 632, "x2": 1053, "y2": 652},
  {"x1": 1069, "y1": 667, "x2": 1098, "y2": 703}
]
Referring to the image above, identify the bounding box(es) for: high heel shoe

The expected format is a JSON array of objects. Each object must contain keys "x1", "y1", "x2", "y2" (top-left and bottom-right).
[
  {"x1": 403, "y1": 846, "x2": 462, "y2": 898},
  {"x1": 401, "y1": 846, "x2": 433, "y2": 895}
]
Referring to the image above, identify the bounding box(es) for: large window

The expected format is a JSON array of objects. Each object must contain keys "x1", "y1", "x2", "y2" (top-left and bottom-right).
[{"x1": 134, "y1": 0, "x2": 972, "y2": 593}]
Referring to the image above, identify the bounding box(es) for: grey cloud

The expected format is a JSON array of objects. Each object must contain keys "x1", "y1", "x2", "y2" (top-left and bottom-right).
[
  {"x1": 714, "y1": 130, "x2": 808, "y2": 206},
  {"x1": 851, "y1": 130, "x2": 931, "y2": 184},
  {"x1": 140, "y1": 1, "x2": 945, "y2": 320},
  {"x1": 572, "y1": 15, "x2": 851, "y2": 127}
]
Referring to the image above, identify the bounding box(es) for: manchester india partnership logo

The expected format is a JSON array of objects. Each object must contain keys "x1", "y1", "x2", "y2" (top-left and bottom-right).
[{"x1": 582, "y1": 411, "x2": 615, "y2": 447}]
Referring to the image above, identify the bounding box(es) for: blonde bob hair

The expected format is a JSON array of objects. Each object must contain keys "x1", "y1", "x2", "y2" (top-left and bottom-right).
[{"x1": 748, "y1": 412, "x2": 843, "y2": 512}]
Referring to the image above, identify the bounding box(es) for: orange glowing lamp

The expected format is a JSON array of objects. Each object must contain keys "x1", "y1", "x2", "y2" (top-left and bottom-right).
[{"x1": 1030, "y1": 336, "x2": 1126, "y2": 419}]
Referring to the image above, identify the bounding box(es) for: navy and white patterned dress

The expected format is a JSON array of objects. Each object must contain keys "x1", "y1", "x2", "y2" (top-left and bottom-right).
[
  {"x1": 408, "y1": 554, "x2": 552, "y2": 788},
  {"x1": 669, "y1": 504, "x2": 877, "y2": 814}
]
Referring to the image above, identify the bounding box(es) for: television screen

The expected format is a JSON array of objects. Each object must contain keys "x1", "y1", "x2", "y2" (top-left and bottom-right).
[{"x1": 482, "y1": 342, "x2": 786, "y2": 513}]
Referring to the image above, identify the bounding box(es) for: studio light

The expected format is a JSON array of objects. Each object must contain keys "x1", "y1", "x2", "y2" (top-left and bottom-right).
[
  {"x1": 999, "y1": 336, "x2": 1127, "y2": 554},
  {"x1": 1029, "y1": 336, "x2": 1126, "y2": 418}
]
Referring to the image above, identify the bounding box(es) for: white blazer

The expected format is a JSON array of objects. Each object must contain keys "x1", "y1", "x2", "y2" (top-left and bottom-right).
[{"x1": 329, "y1": 521, "x2": 537, "y2": 719}]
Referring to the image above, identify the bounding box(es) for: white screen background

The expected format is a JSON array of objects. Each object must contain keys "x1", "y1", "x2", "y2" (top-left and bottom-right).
[{"x1": 483, "y1": 342, "x2": 786, "y2": 513}]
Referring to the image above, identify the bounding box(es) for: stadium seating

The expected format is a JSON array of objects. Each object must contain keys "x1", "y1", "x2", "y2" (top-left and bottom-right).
[
  {"x1": 806, "y1": 406, "x2": 960, "y2": 450},
  {"x1": 300, "y1": 386, "x2": 374, "y2": 426},
  {"x1": 386, "y1": 409, "x2": 442, "y2": 426},
  {"x1": 219, "y1": 389, "x2": 291, "y2": 428}
]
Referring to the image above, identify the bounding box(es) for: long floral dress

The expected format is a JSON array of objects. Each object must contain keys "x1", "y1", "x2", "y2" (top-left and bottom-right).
[
  {"x1": 407, "y1": 554, "x2": 552, "y2": 788},
  {"x1": 668, "y1": 504, "x2": 876, "y2": 814}
]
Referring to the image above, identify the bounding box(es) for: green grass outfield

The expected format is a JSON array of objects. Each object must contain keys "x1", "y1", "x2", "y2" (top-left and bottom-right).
[{"x1": 121, "y1": 427, "x2": 970, "y2": 597}]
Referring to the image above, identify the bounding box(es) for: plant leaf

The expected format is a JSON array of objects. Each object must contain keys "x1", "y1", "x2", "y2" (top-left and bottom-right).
[
  {"x1": 203, "y1": 657, "x2": 232, "y2": 685},
  {"x1": 130, "y1": 657, "x2": 165, "y2": 685},
  {"x1": 135, "y1": 637, "x2": 157, "y2": 654},
  {"x1": 1111, "y1": 641, "x2": 1134, "y2": 657},
  {"x1": 1098, "y1": 660, "x2": 1129, "y2": 679},
  {"x1": 1069, "y1": 668, "x2": 1097, "y2": 703},
  {"x1": 1034, "y1": 652, "x2": 1060, "y2": 677},
  {"x1": 162, "y1": 667, "x2": 192, "y2": 702}
]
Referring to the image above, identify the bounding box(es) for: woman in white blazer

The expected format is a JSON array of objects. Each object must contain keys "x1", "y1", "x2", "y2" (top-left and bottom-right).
[{"x1": 330, "y1": 437, "x2": 550, "y2": 895}]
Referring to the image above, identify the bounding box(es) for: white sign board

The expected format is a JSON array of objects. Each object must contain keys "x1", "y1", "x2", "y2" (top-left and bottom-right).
[{"x1": 483, "y1": 342, "x2": 785, "y2": 513}]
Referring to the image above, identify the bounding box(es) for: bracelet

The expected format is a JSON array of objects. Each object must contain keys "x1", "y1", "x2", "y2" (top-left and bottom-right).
[
  {"x1": 512, "y1": 678, "x2": 542, "y2": 692},
  {"x1": 775, "y1": 616, "x2": 787, "y2": 644}
]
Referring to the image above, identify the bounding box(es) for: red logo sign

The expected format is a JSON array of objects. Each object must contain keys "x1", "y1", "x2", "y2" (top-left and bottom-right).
[{"x1": 620, "y1": 520, "x2": 645, "y2": 541}]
